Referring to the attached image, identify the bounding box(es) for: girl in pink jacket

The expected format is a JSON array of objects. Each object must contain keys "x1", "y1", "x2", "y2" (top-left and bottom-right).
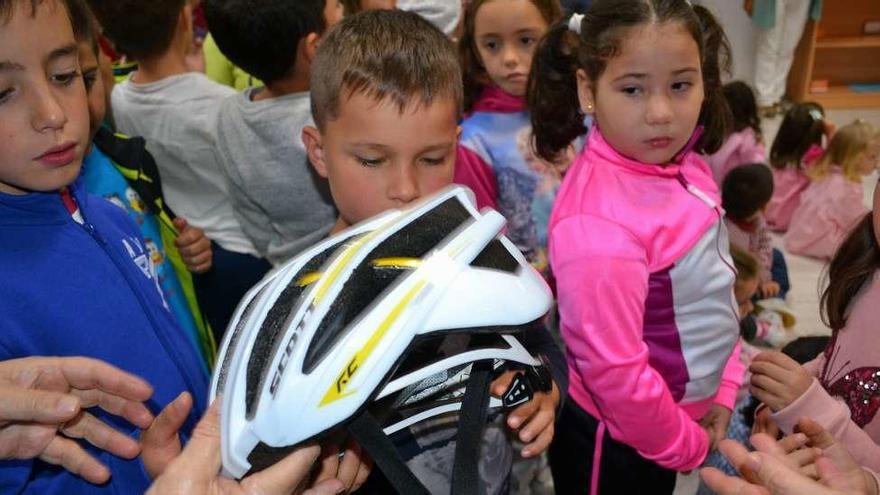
[
  {"x1": 784, "y1": 120, "x2": 878, "y2": 260},
  {"x1": 704, "y1": 81, "x2": 766, "y2": 187},
  {"x1": 528, "y1": 1, "x2": 743, "y2": 493},
  {"x1": 751, "y1": 180, "x2": 880, "y2": 473},
  {"x1": 765, "y1": 102, "x2": 830, "y2": 231}
]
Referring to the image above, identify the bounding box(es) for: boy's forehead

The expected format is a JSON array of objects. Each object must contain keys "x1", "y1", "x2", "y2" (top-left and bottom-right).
[
  {"x1": 0, "y1": 0, "x2": 74, "y2": 63},
  {"x1": 329, "y1": 88, "x2": 459, "y2": 133}
]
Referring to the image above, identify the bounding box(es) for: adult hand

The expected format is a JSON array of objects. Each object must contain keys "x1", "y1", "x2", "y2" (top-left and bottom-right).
[
  {"x1": 796, "y1": 417, "x2": 879, "y2": 494},
  {"x1": 491, "y1": 371, "x2": 560, "y2": 458},
  {"x1": 147, "y1": 400, "x2": 345, "y2": 495},
  {"x1": 701, "y1": 429, "x2": 877, "y2": 495},
  {"x1": 174, "y1": 218, "x2": 213, "y2": 274},
  {"x1": 750, "y1": 352, "x2": 813, "y2": 412},
  {"x1": 0, "y1": 356, "x2": 154, "y2": 484},
  {"x1": 700, "y1": 404, "x2": 733, "y2": 452}
]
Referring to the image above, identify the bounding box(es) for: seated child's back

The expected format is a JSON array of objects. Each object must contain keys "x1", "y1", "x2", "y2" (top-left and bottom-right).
[
  {"x1": 705, "y1": 81, "x2": 765, "y2": 186},
  {"x1": 785, "y1": 120, "x2": 878, "y2": 259},
  {"x1": 765, "y1": 102, "x2": 829, "y2": 231}
]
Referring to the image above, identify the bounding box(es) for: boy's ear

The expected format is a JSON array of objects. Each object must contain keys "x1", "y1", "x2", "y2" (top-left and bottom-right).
[
  {"x1": 179, "y1": 3, "x2": 194, "y2": 37},
  {"x1": 302, "y1": 126, "x2": 328, "y2": 178},
  {"x1": 576, "y1": 69, "x2": 595, "y2": 115},
  {"x1": 303, "y1": 33, "x2": 320, "y2": 65}
]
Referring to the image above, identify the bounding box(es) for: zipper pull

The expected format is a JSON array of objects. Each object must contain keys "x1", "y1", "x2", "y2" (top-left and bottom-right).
[
  {"x1": 83, "y1": 222, "x2": 107, "y2": 245},
  {"x1": 676, "y1": 172, "x2": 718, "y2": 209}
]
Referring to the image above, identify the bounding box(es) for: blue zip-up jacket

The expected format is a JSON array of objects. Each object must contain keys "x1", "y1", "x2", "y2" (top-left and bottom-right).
[{"x1": 0, "y1": 180, "x2": 209, "y2": 494}]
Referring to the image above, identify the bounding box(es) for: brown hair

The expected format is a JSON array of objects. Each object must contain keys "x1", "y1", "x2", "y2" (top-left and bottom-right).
[
  {"x1": 86, "y1": 0, "x2": 185, "y2": 60},
  {"x1": 528, "y1": 0, "x2": 731, "y2": 161},
  {"x1": 310, "y1": 9, "x2": 462, "y2": 129},
  {"x1": 730, "y1": 244, "x2": 759, "y2": 283},
  {"x1": 459, "y1": 0, "x2": 562, "y2": 112},
  {"x1": 0, "y1": 0, "x2": 38, "y2": 22},
  {"x1": 808, "y1": 120, "x2": 876, "y2": 183},
  {"x1": 821, "y1": 213, "x2": 879, "y2": 331}
]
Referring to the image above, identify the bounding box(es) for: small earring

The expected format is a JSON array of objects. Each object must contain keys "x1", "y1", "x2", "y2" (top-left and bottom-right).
[{"x1": 586, "y1": 102, "x2": 594, "y2": 112}]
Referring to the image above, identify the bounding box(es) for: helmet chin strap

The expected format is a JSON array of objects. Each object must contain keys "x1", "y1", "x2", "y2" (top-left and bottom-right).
[{"x1": 346, "y1": 360, "x2": 497, "y2": 495}]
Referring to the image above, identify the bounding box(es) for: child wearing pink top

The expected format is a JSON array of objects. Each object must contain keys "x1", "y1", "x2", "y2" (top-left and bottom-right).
[
  {"x1": 529, "y1": 2, "x2": 743, "y2": 493},
  {"x1": 704, "y1": 81, "x2": 765, "y2": 187},
  {"x1": 752, "y1": 183, "x2": 880, "y2": 473},
  {"x1": 784, "y1": 120, "x2": 878, "y2": 259},
  {"x1": 765, "y1": 102, "x2": 831, "y2": 231}
]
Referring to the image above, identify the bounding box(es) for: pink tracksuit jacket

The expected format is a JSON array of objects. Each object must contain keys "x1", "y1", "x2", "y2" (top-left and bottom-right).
[{"x1": 549, "y1": 128, "x2": 744, "y2": 472}]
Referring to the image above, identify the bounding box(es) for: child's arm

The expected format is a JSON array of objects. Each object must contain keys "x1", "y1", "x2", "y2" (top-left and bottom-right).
[
  {"x1": 714, "y1": 339, "x2": 746, "y2": 411},
  {"x1": 172, "y1": 218, "x2": 212, "y2": 273},
  {"x1": 454, "y1": 145, "x2": 498, "y2": 211},
  {"x1": 756, "y1": 221, "x2": 775, "y2": 288},
  {"x1": 770, "y1": 379, "x2": 880, "y2": 473},
  {"x1": 552, "y1": 214, "x2": 709, "y2": 471}
]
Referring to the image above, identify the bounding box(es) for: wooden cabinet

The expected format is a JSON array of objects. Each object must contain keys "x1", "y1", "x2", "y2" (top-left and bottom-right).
[{"x1": 788, "y1": 0, "x2": 880, "y2": 109}]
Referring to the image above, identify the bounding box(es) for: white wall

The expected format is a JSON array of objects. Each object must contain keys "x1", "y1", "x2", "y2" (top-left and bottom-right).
[{"x1": 694, "y1": 0, "x2": 758, "y2": 85}]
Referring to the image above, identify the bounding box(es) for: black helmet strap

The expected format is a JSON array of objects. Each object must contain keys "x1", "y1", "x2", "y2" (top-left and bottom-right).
[{"x1": 347, "y1": 360, "x2": 494, "y2": 495}]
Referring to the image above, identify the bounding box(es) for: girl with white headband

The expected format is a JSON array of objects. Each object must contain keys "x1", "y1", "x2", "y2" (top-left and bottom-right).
[{"x1": 528, "y1": 1, "x2": 742, "y2": 493}]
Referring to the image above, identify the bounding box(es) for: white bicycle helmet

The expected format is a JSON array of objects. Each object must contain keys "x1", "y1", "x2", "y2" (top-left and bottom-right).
[{"x1": 210, "y1": 186, "x2": 553, "y2": 494}]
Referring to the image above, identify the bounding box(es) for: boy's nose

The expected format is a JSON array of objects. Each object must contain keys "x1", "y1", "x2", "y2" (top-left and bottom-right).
[
  {"x1": 31, "y1": 86, "x2": 68, "y2": 132},
  {"x1": 388, "y1": 165, "x2": 419, "y2": 205}
]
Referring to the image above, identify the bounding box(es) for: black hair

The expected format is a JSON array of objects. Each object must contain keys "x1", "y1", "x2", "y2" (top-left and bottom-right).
[
  {"x1": 204, "y1": 0, "x2": 328, "y2": 85},
  {"x1": 723, "y1": 81, "x2": 761, "y2": 141},
  {"x1": 769, "y1": 101, "x2": 825, "y2": 169},
  {"x1": 528, "y1": 0, "x2": 731, "y2": 161},
  {"x1": 721, "y1": 163, "x2": 774, "y2": 220},
  {"x1": 86, "y1": 0, "x2": 185, "y2": 61}
]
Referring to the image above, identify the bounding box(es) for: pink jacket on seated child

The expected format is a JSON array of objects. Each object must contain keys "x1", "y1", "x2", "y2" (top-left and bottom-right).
[
  {"x1": 783, "y1": 167, "x2": 867, "y2": 260},
  {"x1": 704, "y1": 128, "x2": 766, "y2": 187},
  {"x1": 772, "y1": 271, "x2": 880, "y2": 472},
  {"x1": 765, "y1": 145, "x2": 825, "y2": 232}
]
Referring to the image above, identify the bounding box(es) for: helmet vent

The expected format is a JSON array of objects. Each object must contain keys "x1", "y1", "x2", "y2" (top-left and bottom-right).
[
  {"x1": 245, "y1": 242, "x2": 345, "y2": 418},
  {"x1": 301, "y1": 198, "x2": 472, "y2": 374},
  {"x1": 470, "y1": 239, "x2": 519, "y2": 273}
]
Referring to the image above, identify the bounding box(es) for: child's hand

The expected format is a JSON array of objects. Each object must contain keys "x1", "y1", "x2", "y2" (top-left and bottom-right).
[
  {"x1": 141, "y1": 391, "x2": 193, "y2": 480},
  {"x1": 749, "y1": 352, "x2": 813, "y2": 412},
  {"x1": 700, "y1": 404, "x2": 733, "y2": 452},
  {"x1": 173, "y1": 218, "x2": 213, "y2": 274},
  {"x1": 760, "y1": 281, "x2": 781, "y2": 298},
  {"x1": 314, "y1": 441, "x2": 372, "y2": 494},
  {"x1": 490, "y1": 371, "x2": 559, "y2": 458},
  {"x1": 752, "y1": 405, "x2": 781, "y2": 439}
]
